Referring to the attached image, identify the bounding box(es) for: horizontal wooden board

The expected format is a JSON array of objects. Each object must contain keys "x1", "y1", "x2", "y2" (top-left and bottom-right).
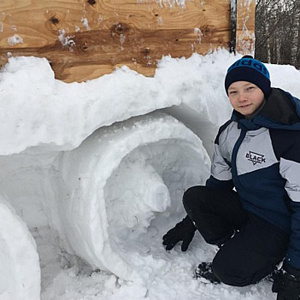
[{"x1": 0, "y1": 0, "x2": 254, "y2": 82}]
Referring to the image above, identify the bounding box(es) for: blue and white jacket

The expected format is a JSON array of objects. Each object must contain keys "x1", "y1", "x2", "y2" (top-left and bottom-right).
[{"x1": 206, "y1": 88, "x2": 300, "y2": 270}]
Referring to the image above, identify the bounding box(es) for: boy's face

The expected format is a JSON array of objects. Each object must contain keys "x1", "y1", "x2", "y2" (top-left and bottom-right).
[{"x1": 227, "y1": 81, "x2": 265, "y2": 117}]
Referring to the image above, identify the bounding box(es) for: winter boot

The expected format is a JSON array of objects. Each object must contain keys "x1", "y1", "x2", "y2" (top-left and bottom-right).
[{"x1": 194, "y1": 262, "x2": 221, "y2": 284}]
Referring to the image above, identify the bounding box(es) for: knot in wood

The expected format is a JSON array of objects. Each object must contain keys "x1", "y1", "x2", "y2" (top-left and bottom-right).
[
  {"x1": 87, "y1": 0, "x2": 96, "y2": 5},
  {"x1": 80, "y1": 42, "x2": 89, "y2": 52},
  {"x1": 50, "y1": 17, "x2": 59, "y2": 25},
  {"x1": 152, "y1": 9, "x2": 159, "y2": 17},
  {"x1": 142, "y1": 48, "x2": 150, "y2": 55},
  {"x1": 76, "y1": 41, "x2": 89, "y2": 52},
  {"x1": 111, "y1": 23, "x2": 130, "y2": 35}
]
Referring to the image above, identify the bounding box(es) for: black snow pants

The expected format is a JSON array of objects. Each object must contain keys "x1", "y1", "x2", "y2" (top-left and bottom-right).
[{"x1": 183, "y1": 185, "x2": 290, "y2": 287}]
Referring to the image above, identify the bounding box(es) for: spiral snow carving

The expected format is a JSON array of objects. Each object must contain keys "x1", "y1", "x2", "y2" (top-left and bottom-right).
[
  {"x1": 57, "y1": 112, "x2": 210, "y2": 280},
  {"x1": 0, "y1": 196, "x2": 40, "y2": 300}
]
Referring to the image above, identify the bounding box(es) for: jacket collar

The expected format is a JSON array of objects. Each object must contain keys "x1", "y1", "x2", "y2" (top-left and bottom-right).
[{"x1": 231, "y1": 88, "x2": 300, "y2": 131}]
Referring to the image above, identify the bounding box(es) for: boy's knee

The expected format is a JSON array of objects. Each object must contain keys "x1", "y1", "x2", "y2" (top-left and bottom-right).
[
  {"x1": 182, "y1": 185, "x2": 208, "y2": 208},
  {"x1": 212, "y1": 259, "x2": 251, "y2": 287},
  {"x1": 212, "y1": 251, "x2": 255, "y2": 287}
]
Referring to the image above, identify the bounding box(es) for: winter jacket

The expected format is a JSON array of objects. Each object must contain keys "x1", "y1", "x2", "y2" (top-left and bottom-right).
[{"x1": 206, "y1": 88, "x2": 300, "y2": 270}]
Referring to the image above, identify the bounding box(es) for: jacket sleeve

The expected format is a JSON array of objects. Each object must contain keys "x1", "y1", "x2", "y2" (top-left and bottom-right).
[
  {"x1": 280, "y1": 156, "x2": 300, "y2": 270},
  {"x1": 206, "y1": 142, "x2": 234, "y2": 190}
]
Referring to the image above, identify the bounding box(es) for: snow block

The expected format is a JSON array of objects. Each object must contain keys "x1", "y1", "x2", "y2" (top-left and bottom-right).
[
  {"x1": 0, "y1": 195, "x2": 41, "y2": 300},
  {"x1": 56, "y1": 112, "x2": 210, "y2": 280}
]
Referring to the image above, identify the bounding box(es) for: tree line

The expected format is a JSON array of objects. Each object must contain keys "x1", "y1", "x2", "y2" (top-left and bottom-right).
[{"x1": 255, "y1": 0, "x2": 300, "y2": 68}]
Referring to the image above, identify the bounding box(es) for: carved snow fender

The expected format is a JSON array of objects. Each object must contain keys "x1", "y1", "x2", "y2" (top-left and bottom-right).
[
  {"x1": 55, "y1": 112, "x2": 211, "y2": 280},
  {"x1": 0, "y1": 196, "x2": 40, "y2": 300}
]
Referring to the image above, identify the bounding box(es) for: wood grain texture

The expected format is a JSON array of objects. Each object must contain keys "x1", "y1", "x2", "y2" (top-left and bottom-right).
[{"x1": 0, "y1": 0, "x2": 254, "y2": 82}]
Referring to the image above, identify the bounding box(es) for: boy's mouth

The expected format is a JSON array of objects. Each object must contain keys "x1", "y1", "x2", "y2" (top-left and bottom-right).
[{"x1": 239, "y1": 104, "x2": 252, "y2": 108}]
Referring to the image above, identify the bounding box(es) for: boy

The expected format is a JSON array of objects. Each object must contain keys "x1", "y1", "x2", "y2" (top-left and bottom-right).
[{"x1": 163, "y1": 56, "x2": 300, "y2": 300}]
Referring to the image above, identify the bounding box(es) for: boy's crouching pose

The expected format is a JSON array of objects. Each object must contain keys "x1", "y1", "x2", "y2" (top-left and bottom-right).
[{"x1": 163, "y1": 56, "x2": 300, "y2": 300}]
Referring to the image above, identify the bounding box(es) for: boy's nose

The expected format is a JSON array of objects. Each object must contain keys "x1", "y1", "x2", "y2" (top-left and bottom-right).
[{"x1": 238, "y1": 93, "x2": 247, "y2": 102}]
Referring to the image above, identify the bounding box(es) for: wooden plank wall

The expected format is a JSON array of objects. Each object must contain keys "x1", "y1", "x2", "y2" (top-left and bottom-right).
[{"x1": 0, "y1": 0, "x2": 255, "y2": 82}]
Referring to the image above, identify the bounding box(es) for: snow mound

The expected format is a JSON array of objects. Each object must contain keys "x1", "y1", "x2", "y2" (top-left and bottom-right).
[{"x1": 0, "y1": 195, "x2": 40, "y2": 300}]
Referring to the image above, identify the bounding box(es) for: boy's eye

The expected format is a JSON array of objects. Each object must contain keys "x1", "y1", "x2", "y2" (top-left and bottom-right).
[
  {"x1": 247, "y1": 86, "x2": 255, "y2": 91},
  {"x1": 229, "y1": 91, "x2": 237, "y2": 95}
]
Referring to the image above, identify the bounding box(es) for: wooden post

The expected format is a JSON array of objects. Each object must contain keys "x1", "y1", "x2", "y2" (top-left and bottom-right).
[
  {"x1": 236, "y1": 0, "x2": 256, "y2": 55},
  {"x1": 0, "y1": 0, "x2": 255, "y2": 82}
]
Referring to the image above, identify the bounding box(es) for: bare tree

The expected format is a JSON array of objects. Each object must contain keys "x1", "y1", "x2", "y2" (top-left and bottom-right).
[
  {"x1": 255, "y1": 0, "x2": 300, "y2": 68},
  {"x1": 290, "y1": 1, "x2": 300, "y2": 66}
]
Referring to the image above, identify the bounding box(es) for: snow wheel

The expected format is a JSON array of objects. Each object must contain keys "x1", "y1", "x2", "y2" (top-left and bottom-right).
[{"x1": 58, "y1": 112, "x2": 210, "y2": 280}]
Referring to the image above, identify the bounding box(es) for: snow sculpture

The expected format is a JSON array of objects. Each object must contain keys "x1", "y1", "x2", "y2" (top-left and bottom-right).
[
  {"x1": 0, "y1": 195, "x2": 40, "y2": 300},
  {"x1": 53, "y1": 112, "x2": 210, "y2": 280}
]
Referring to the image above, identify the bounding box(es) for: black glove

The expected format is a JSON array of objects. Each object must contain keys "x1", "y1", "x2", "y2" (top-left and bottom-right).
[
  {"x1": 272, "y1": 264, "x2": 300, "y2": 300},
  {"x1": 162, "y1": 216, "x2": 197, "y2": 251}
]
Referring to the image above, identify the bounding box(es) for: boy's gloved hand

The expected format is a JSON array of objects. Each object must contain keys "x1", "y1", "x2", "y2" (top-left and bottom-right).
[
  {"x1": 272, "y1": 264, "x2": 300, "y2": 300},
  {"x1": 162, "y1": 216, "x2": 196, "y2": 251}
]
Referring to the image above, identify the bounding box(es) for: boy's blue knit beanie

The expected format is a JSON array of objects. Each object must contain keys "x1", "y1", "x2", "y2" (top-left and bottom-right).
[{"x1": 225, "y1": 55, "x2": 271, "y2": 97}]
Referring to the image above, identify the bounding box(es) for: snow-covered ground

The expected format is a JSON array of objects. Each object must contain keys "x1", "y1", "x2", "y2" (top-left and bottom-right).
[{"x1": 1, "y1": 50, "x2": 300, "y2": 300}]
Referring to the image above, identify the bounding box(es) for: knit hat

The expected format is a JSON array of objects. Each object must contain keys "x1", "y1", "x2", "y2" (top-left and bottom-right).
[{"x1": 225, "y1": 56, "x2": 271, "y2": 97}]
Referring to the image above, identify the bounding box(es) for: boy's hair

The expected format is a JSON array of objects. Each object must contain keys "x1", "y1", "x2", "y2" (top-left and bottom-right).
[{"x1": 225, "y1": 55, "x2": 271, "y2": 97}]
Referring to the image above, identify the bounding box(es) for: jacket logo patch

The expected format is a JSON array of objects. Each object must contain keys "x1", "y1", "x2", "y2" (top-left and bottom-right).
[{"x1": 245, "y1": 151, "x2": 266, "y2": 165}]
